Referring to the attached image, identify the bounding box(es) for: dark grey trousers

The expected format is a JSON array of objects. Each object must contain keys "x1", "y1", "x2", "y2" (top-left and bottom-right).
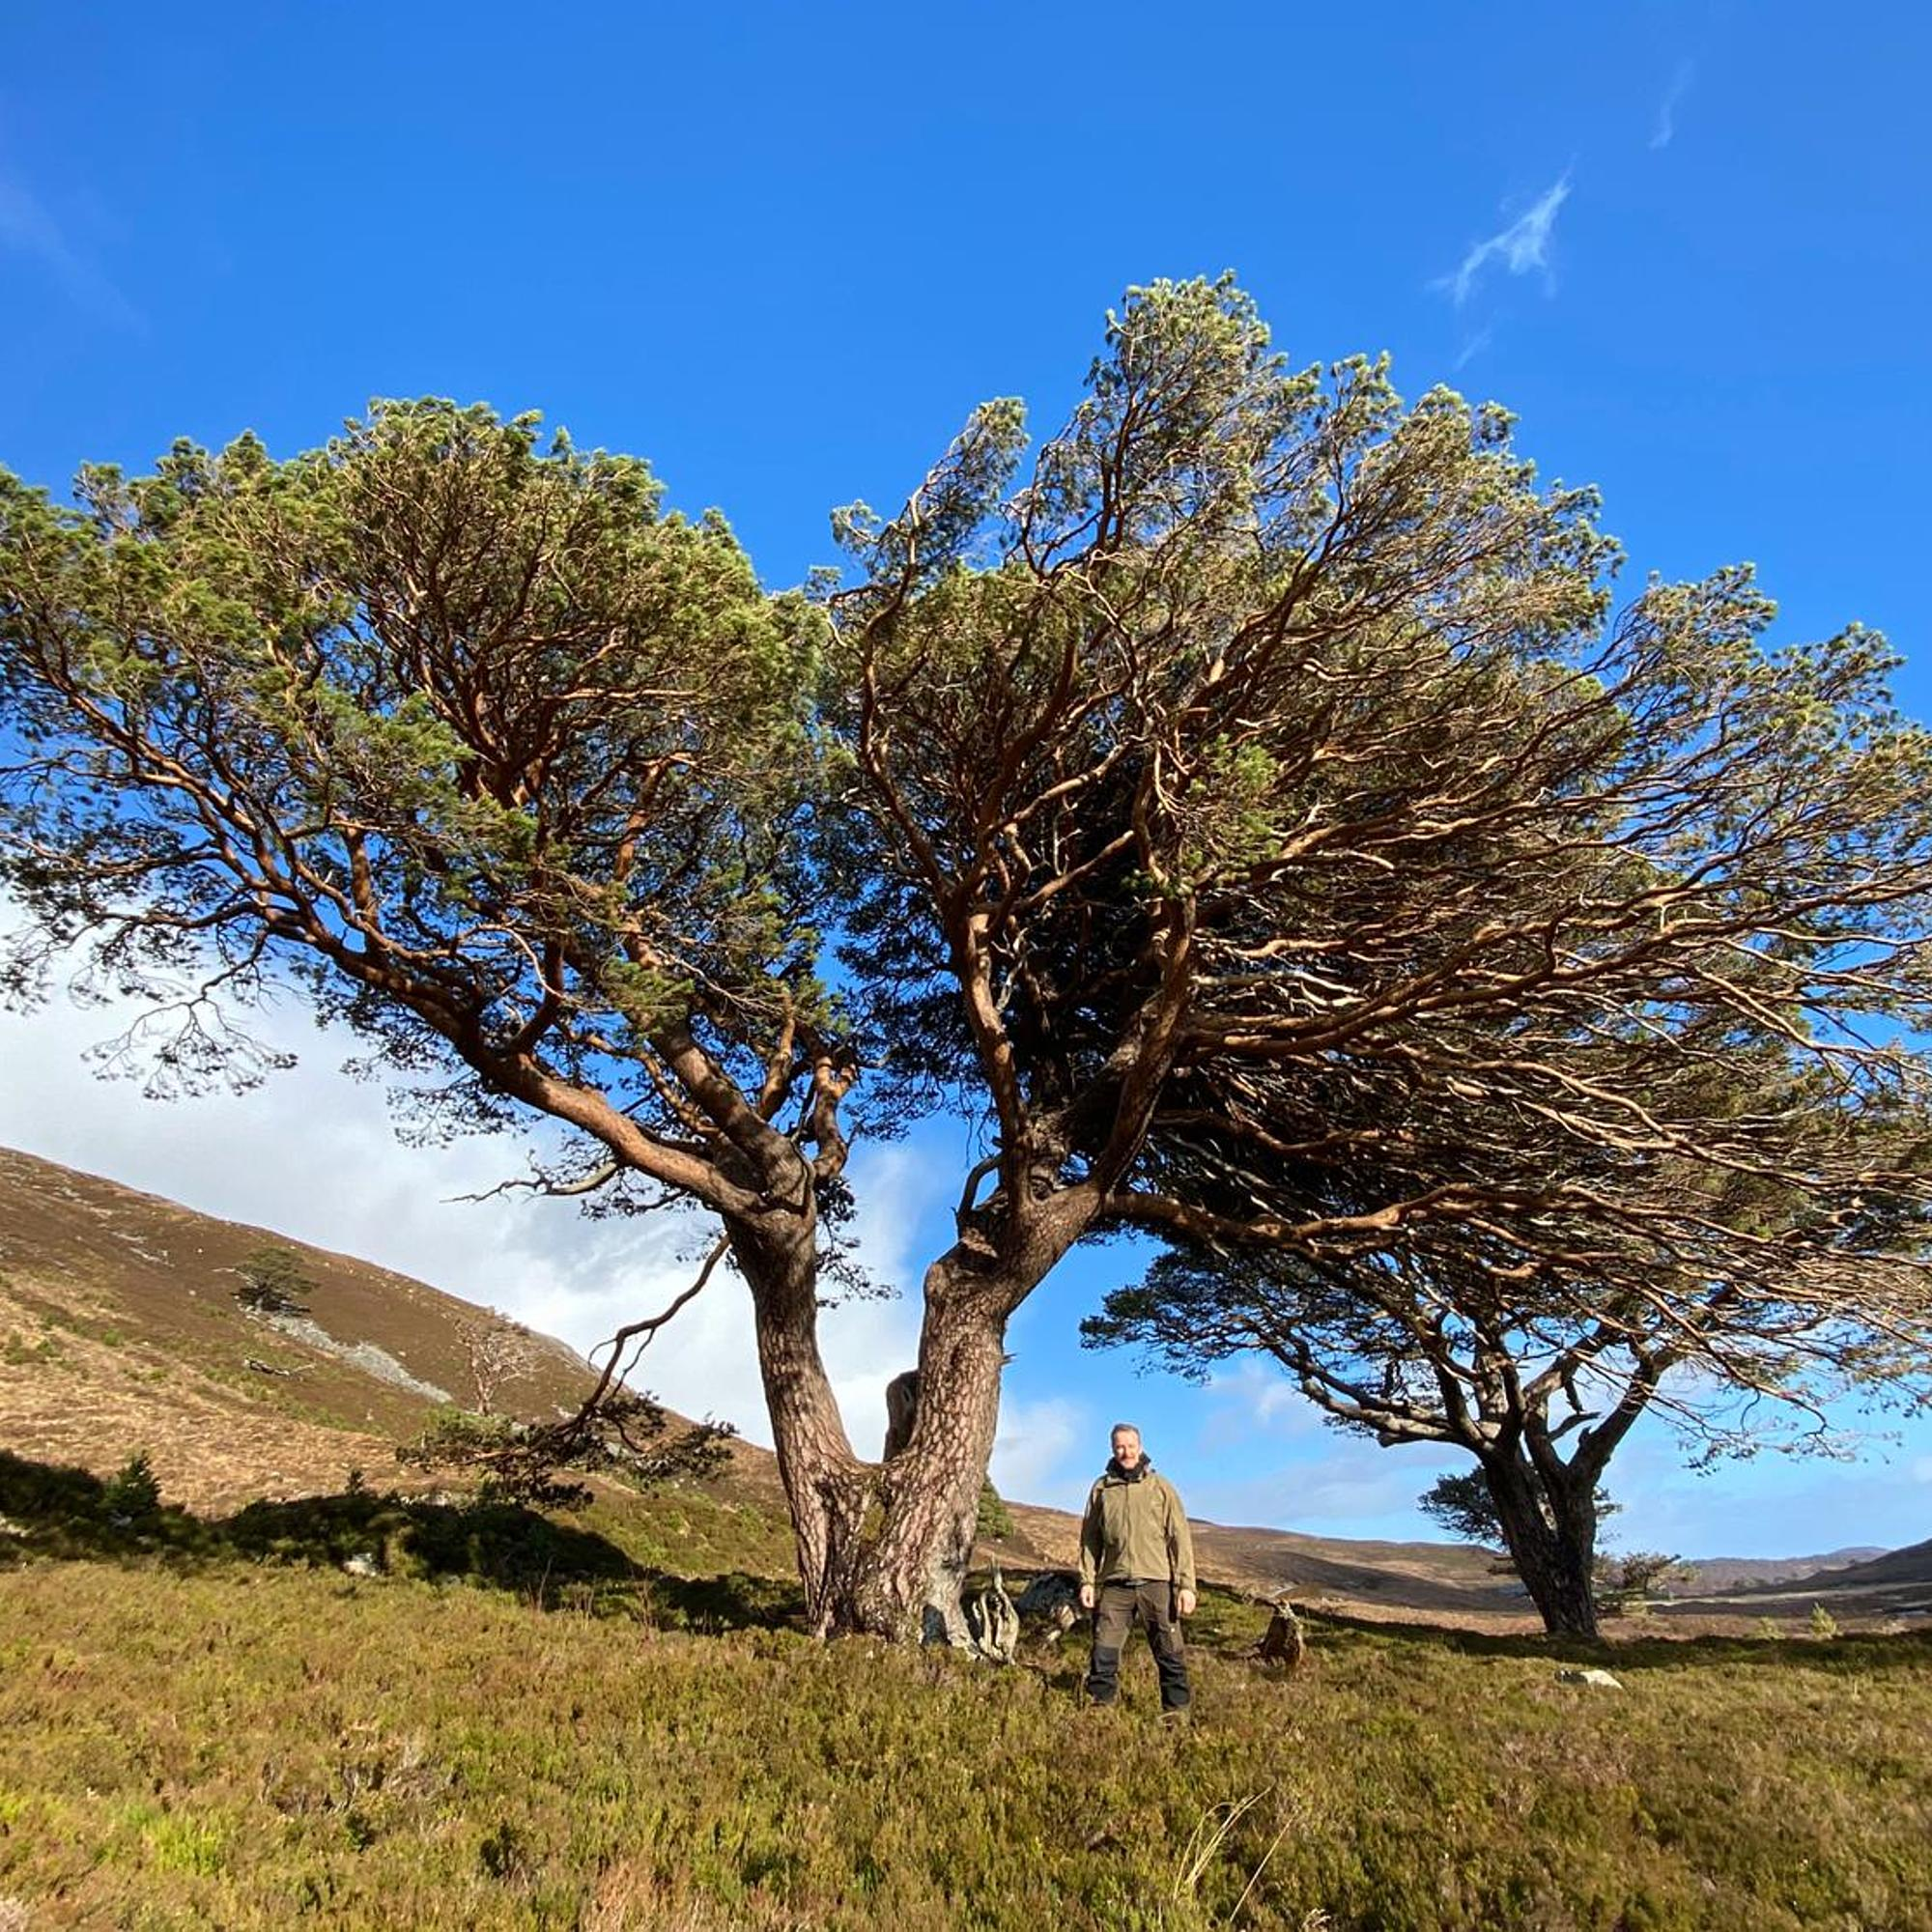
[{"x1": 1086, "y1": 1578, "x2": 1191, "y2": 1710}]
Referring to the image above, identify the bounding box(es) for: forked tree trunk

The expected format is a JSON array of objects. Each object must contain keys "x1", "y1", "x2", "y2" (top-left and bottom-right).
[
  {"x1": 728, "y1": 1216, "x2": 1010, "y2": 1639},
  {"x1": 870, "y1": 1257, "x2": 1009, "y2": 1638},
  {"x1": 1481, "y1": 1451, "x2": 1603, "y2": 1640},
  {"x1": 818, "y1": 1257, "x2": 1009, "y2": 1638}
]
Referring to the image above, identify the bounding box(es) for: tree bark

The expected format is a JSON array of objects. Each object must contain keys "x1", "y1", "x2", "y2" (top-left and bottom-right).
[
  {"x1": 809, "y1": 1255, "x2": 1009, "y2": 1639},
  {"x1": 879, "y1": 1367, "x2": 979, "y2": 1645},
  {"x1": 724, "y1": 1207, "x2": 866, "y2": 1635},
  {"x1": 1480, "y1": 1450, "x2": 1602, "y2": 1640},
  {"x1": 727, "y1": 1213, "x2": 1012, "y2": 1641},
  {"x1": 881, "y1": 1257, "x2": 1010, "y2": 1642}
]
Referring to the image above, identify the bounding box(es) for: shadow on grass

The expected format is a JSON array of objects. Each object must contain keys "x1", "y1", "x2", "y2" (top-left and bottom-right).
[
  {"x1": 641, "y1": 1568, "x2": 806, "y2": 1633},
  {"x1": 0, "y1": 1449, "x2": 802, "y2": 1632}
]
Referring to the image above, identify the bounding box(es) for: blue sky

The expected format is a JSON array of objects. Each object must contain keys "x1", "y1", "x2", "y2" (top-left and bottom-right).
[{"x1": 4, "y1": 1, "x2": 1930, "y2": 1558}]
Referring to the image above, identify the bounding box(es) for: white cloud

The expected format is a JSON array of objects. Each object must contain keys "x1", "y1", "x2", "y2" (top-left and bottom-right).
[
  {"x1": 1436, "y1": 174, "x2": 1572, "y2": 308},
  {"x1": 1651, "y1": 61, "x2": 1695, "y2": 151},
  {"x1": 1452, "y1": 326, "x2": 1494, "y2": 372},
  {"x1": 0, "y1": 173, "x2": 144, "y2": 332},
  {"x1": 1189, "y1": 1446, "x2": 1458, "y2": 1532},
  {"x1": 991, "y1": 1392, "x2": 1089, "y2": 1502},
  {"x1": 0, "y1": 960, "x2": 932, "y2": 1455}
]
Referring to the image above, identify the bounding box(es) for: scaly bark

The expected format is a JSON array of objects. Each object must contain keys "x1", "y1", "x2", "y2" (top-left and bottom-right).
[{"x1": 1480, "y1": 1448, "x2": 1603, "y2": 1640}]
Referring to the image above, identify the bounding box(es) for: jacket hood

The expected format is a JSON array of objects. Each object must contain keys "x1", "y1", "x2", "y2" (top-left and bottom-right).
[{"x1": 1105, "y1": 1456, "x2": 1153, "y2": 1482}]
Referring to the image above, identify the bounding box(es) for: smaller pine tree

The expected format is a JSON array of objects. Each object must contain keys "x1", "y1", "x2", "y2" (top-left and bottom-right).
[
  {"x1": 102, "y1": 1450, "x2": 162, "y2": 1525},
  {"x1": 234, "y1": 1244, "x2": 315, "y2": 1317},
  {"x1": 976, "y1": 1477, "x2": 1014, "y2": 1542}
]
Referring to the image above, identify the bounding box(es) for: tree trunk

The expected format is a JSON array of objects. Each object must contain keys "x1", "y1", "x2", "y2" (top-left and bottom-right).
[
  {"x1": 728, "y1": 1214, "x2": 1011, "y2": 1641},
  {"x1": 886, "y1": 1258, "x2": 1010, "y2": 1642},
  {"x1": 880, "y1": 1368, "x2": 978, "y2": 1646},
  {"x1": 725, "y1": 1208, "x2": 865, "y2": 1635},
  {"x1": 1480, "y1": 1451, "x2": 1602, "y2": 1639},
  {"x1": 821, "y1": 1255, "x2": 1009, "y2": 1639}
]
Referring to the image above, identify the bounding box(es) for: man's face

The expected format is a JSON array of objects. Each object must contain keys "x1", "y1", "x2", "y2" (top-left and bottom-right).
[{"x1": 1111, "y1": 1429, "x2": 1143, "y2": 1469}]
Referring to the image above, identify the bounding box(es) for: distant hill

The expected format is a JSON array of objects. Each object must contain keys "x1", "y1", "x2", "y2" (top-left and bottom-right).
[
  {"x1": 3, "y1": 1143, "x2": 1924, "y2": 1629},
  {"x1": 1780, "y1": 1538, "x2": 1932, "y2": 1593},
  {"x1": 1680, "y1": 1549, "x2": 1889, "y2": 1593},
  {"x1": 1006, "y1": 1499, "x2": 1521, "y2": 1615}
]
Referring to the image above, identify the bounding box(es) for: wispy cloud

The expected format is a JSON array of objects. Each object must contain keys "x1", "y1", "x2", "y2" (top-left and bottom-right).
[
  {"x1": 0, "y1": 173, "x2": 145, "y2": 331},
  {"x1": 1197, "y1": 1358, "x2": 1325, "y2": 1448},
  {"x1": 1650, "y1": 60, "x2": 1695, "y2": 151},
  {"x1": 1189, "y1": 1447, "x2": 1463, "y2": 1534},
  {"x1": 1436, "y1": 174, "x2": 1572, "y2": 308}
]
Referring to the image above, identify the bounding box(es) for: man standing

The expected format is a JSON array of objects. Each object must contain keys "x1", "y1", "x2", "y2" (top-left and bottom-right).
[{"x1": 1078, "y1": 1422, "x2": 1196, "y2": 1714}]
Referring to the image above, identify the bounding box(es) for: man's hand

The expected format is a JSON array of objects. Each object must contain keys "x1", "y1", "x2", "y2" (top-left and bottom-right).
[
  {"x1": 1177, "y1": 1588, "x2": 1197, "y2": 1618},
  {"x1": 1079, "y1": 1583, "x2": 1095, "y2": 1610}
]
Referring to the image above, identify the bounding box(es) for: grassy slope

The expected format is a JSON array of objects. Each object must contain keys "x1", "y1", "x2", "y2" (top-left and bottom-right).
[
  {"x1": 3, "y1": 1538, "x2": 1930, "y2": 1931},
  {"x1": 0, "y1": 1143, "x2": 792, "y2": 1524}
]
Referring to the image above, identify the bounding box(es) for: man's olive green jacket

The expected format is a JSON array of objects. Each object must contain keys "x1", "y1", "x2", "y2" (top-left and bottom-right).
[{"x1": 1077, "y1": 1463, "x2": 1196, "y2": 1594}]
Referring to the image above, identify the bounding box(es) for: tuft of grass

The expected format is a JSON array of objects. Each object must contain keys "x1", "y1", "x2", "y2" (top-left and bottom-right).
[{"x1": 114, "y1": 1801, "x2": 231, "y2": 1878}]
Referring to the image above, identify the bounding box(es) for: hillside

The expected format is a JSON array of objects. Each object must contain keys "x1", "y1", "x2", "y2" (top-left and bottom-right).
[
  {"x1": 0, "y1": 1143, "x2": 787, "y2": 1520},
  {"x1": 1674, "y1": 1548, "x2": 1888, "y2": 1593},
  {"x1": 2, "y1": 1143, "x2": 1925, "y2": 1630}
]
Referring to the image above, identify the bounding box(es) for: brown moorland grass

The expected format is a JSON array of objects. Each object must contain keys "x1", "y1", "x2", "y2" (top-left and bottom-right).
[
  {"x1": 2, "y1": 1499, "x2": 1929, "y2": 1932},
  {"x1": 4, "y1": 1141, "x2": 1932, "y2": 1924}
]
